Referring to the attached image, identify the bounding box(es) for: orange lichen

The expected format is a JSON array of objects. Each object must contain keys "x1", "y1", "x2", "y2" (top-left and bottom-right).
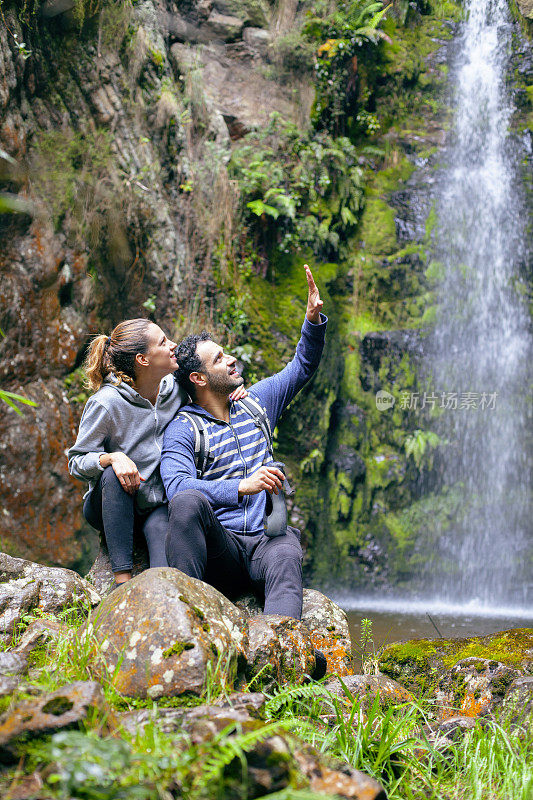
[{"x1": 309, "y1": 631, "x2": 353, "y2": 676}]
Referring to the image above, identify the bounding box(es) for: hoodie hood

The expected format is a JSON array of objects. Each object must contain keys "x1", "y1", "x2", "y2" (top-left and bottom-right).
[{"x1": 104, "y1": 373, "x2": 176, "y2": 405}]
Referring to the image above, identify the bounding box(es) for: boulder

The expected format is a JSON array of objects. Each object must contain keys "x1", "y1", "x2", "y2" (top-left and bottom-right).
[
  {"x1": 0, "y1": 652, "x2": 28, "y2": 678},
  {"x1": 242, "y1": 26, "x2": 270, "y2": 55},
  {"x1": 245, "y1": 615, "x2": 315, "y2": 691},
  {"x1": 301, "y1": 589, "x2": 353, "y2": 676},
  {"x1": 516, "y1": 0, "x2": 533, "y2": 20},
  {"x1": 213, "y1": 0, "x2": 271, "y2": 27},
  {"x1": 205, "y1": 12, "x2": 244, "y2": 41},
  {"x1": 434, "y1": 658, "x2": 521, "y2": 721},
  {"x1": 293, "y1": 743, "x2": 386, "y2": 799},
  {"x1": 86, "y1": 568, "x2": 248, "y2": 699},
  {"x1": 0, "y1": 553, "x2": 100, "y2": 642},
  {"x1": 119, "y1": 691, "x2": 266, "y2": 735},
  {"x1": 0, "y1": 681, "x2": 105, "y2": 761},
  {"x1": 0, "y1": 651, "x2": 28, "y2": 698},
  {"x1": 433, "y1": 715, "x2": 479, "y2": 741},
  {"x1": 499, "y1": 676, "x2": 533, "y2": 733},
  {"x1": 322, "y1": 674, "x2": 414, "y2": 712},
  {"x1": 120, "y1": 700, "x2": 385, "y2": 799},
  {"x1": 237, "y1": 588, "x2": 353, "y2": 676},
  {"x1": 378, "y1": 628, "x2": 533, "y2": 696},
  {"x1": 13, "y1": 618, "x2": 66, "y2": 657}
]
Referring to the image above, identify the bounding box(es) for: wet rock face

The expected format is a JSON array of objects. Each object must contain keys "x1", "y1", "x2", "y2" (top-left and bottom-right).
[
  {"x1": 0, "y1": 681, "x2": 105, "y2": 762},
  {"x1": 87, "y1": 567, "x2": 248, "y2": 699},
  {"x1": 245, "y1": 615, "x2": 316, "y2": 690},
  {"x1": 0, "y1": 553, "x2": 100, "y2": 643}
]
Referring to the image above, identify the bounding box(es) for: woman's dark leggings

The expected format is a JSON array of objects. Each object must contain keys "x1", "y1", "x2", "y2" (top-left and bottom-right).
[{"x1": 83, "y1": 466, "x2": 168, "y2": 573}]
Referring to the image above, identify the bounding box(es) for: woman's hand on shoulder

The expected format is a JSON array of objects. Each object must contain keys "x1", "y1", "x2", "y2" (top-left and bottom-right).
[
  {"x1": 229, "y1": 385, "x2": 248, "y2": 402},
  {"x1": 102, "y1": 452, "x2": 144, "y2": 495}
]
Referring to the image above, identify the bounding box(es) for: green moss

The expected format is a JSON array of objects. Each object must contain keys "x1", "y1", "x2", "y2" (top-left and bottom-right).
[
  {"x1": 379, "y1": 629, "x2": 533, "y2": 695},
  {"x1": 358, "y1": 198, "x2": 397, "y2": 255},
  {"x1": 162, "y1": 641, "x2": 195, "y2": 659}
]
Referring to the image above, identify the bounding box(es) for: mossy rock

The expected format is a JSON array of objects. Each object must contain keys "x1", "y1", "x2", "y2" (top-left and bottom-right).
[{"x1": 379, "y1": 628, "x2": 533, "y2": 696}]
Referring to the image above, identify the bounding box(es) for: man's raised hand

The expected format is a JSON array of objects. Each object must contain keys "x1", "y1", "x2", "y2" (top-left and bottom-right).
[
  {"x1": 304, "y1": 263, "x2": 323, "y2": 323},
  {"x1": 238, "y1": 465, "x2": 285, "y2": 498}
]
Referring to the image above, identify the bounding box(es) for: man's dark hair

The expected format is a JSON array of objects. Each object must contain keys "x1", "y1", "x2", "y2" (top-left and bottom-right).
[{"x1": 175, "y1": 331, "x2": 213, "y2": 399}]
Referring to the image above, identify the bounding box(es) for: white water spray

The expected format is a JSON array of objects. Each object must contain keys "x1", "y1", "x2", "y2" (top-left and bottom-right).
[{"x1": 423, "y1": 0, "x2": 532, "y2": 606}]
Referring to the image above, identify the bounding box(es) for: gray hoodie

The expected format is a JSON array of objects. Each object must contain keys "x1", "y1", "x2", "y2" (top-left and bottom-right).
[{"x1": 67, "y1": 374, "x2": 187, "y2": 509}]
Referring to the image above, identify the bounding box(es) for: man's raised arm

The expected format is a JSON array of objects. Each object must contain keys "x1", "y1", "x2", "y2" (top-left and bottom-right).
[{"x1": 249, "y1": 264, "x2": 327, "y2": 427}]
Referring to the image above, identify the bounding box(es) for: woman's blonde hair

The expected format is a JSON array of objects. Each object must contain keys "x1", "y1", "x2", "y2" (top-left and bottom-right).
[{"x1": 83, "y1": 318, "x2": 153, "y2": 393}]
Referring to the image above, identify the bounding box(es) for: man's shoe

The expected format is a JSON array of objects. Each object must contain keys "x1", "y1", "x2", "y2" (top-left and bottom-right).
[{"x1": 310, "y1": 649, "x2": 327, "y2": 681}]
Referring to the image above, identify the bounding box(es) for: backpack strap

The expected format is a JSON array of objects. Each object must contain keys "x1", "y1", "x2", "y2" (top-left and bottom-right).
[
  {"x1": 180, "y1": 398, "x2": 272, "y2": 479},
  {"x1": 179, "y1": 411, "x2": 212, "y2": 478},
  {"x1": 237, "y1": 396, "x2": 273, "y2": 458}
]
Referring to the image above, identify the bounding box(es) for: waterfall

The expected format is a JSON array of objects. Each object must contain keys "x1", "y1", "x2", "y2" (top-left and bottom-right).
[{"x1": 424, "y1": 0, "x2": 532, "y2": 607}]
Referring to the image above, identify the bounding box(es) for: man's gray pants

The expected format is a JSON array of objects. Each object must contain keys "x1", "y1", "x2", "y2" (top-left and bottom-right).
[{"x1": 165, "y1": 489, "x2": 303, "y2": 619}]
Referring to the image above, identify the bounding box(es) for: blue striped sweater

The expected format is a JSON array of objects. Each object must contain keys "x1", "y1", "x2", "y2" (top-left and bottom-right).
[{"x1": 161, "y1": 314, "x2": 327, "y2": 534}]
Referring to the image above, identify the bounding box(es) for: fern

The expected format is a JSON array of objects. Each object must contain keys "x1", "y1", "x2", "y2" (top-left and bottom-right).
[
  {"x1": 194, "y1": 720, "x2": 288, "y2": 790},
  {"x1": 265, "y1": 683, "x2": 333, "y2": 717}
]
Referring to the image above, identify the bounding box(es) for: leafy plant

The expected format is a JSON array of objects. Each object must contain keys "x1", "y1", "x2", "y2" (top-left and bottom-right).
[
  {"x1": 305, "y1": 0, "x2": 391, "y2": 134},
  {"x1": 404, "y1": 429, "x2": 441, "y2": 469},
  {"x1": 230, "y1": 116, "x2": 365, "y2": 258}
]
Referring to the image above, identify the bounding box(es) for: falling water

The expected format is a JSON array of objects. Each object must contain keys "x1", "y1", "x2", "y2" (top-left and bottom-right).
[{"x1": 424, "y1": 0, "x2": 532, "y2": 606}]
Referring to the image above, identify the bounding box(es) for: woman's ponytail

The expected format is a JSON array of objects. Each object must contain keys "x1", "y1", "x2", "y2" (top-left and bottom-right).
[
  {"x1": 83, "y1": 319, "x2": 152, "y2": 394},
  {"x1": 84, "y1": 335, "x2": 111, "y2": 392}
]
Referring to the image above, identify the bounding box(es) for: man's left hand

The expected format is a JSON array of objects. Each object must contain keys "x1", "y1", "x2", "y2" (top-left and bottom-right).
[{"x1": 304, "y1": 264, "x2": 323, "y2": 323}]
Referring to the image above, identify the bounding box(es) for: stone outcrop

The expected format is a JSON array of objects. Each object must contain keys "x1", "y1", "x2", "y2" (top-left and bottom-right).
[
  {"x1": 0, "y1": 553, "x2": 100, "y2": 643},
  {"x1": 86, "y1": 567, "x2": 248, "y2": 699},
  {"x1": 236, "y1": 587, "x2": 353, "y2": 676},
  {"x1": 378, "y1": 628, "x2": 533, "y2": 695},
  {"x1": 245, "y1": 615, "x2": 316, "y2": 690},
  {"x1": 0, "y1": 681, "x2": 105, "y2": 761},
  {"x1": 435, "y1": 657, "x2": 521, "y2": 721},
  {"x1": 322, "y1": 673, "x2": 414, "y2": 712}
]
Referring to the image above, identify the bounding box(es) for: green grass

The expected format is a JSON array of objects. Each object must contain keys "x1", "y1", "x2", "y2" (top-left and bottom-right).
[{"x1": 0, "y1": 607, "x2": 531, "y2": 800}]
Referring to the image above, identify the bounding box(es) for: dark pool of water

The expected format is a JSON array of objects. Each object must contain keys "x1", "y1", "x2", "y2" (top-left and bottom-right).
[{"x1": 337, "y1": 597, "x2": 533, "y2": 650}]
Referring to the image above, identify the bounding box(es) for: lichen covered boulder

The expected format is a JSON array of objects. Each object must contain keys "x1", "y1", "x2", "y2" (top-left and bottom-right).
[
  {"x1": 435, "y1": 657, "x2": 521, "y2": 721},
  {"x1": 301, "y1": 589, "x2": 353, "y2": 676},
  {"x1": 236, "y1": 588, "x2": 353, "y2": 676},
  {"x1": 323, "y1": 674, "x2": 414, "y2": 711},
  {"x1": 0, "y1": 553, "x2": 100, "y2": 642},
  {"x1": 378, "y1": 628, "x2": 533, "y2": 695},
  {"x1": 0, "y1": 681, "x2": 105, "y2": 761},
  {"x1": 499, "y1": 676, "x2": 533, "y2": 733},
  {"x1": 86, "y1": 568, "x2": 248, "y2": 699},
  {"x1": 245, "y1": 615, "x2": 316, "y2": 690}
]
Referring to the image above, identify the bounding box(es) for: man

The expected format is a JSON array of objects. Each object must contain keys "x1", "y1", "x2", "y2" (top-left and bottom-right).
[{"x1": 161, "y1": 264, "x2": 327, "y2": 621}]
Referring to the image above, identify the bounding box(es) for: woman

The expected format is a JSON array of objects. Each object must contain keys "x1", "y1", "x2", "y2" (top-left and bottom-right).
[{"x1": 68, "y1": 318, "x2": 244, "y2": 590}]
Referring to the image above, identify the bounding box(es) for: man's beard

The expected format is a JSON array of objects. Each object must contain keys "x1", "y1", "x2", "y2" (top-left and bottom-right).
[{"x1": 205, "y1": 369, "x2": 244, "y2": 396}]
